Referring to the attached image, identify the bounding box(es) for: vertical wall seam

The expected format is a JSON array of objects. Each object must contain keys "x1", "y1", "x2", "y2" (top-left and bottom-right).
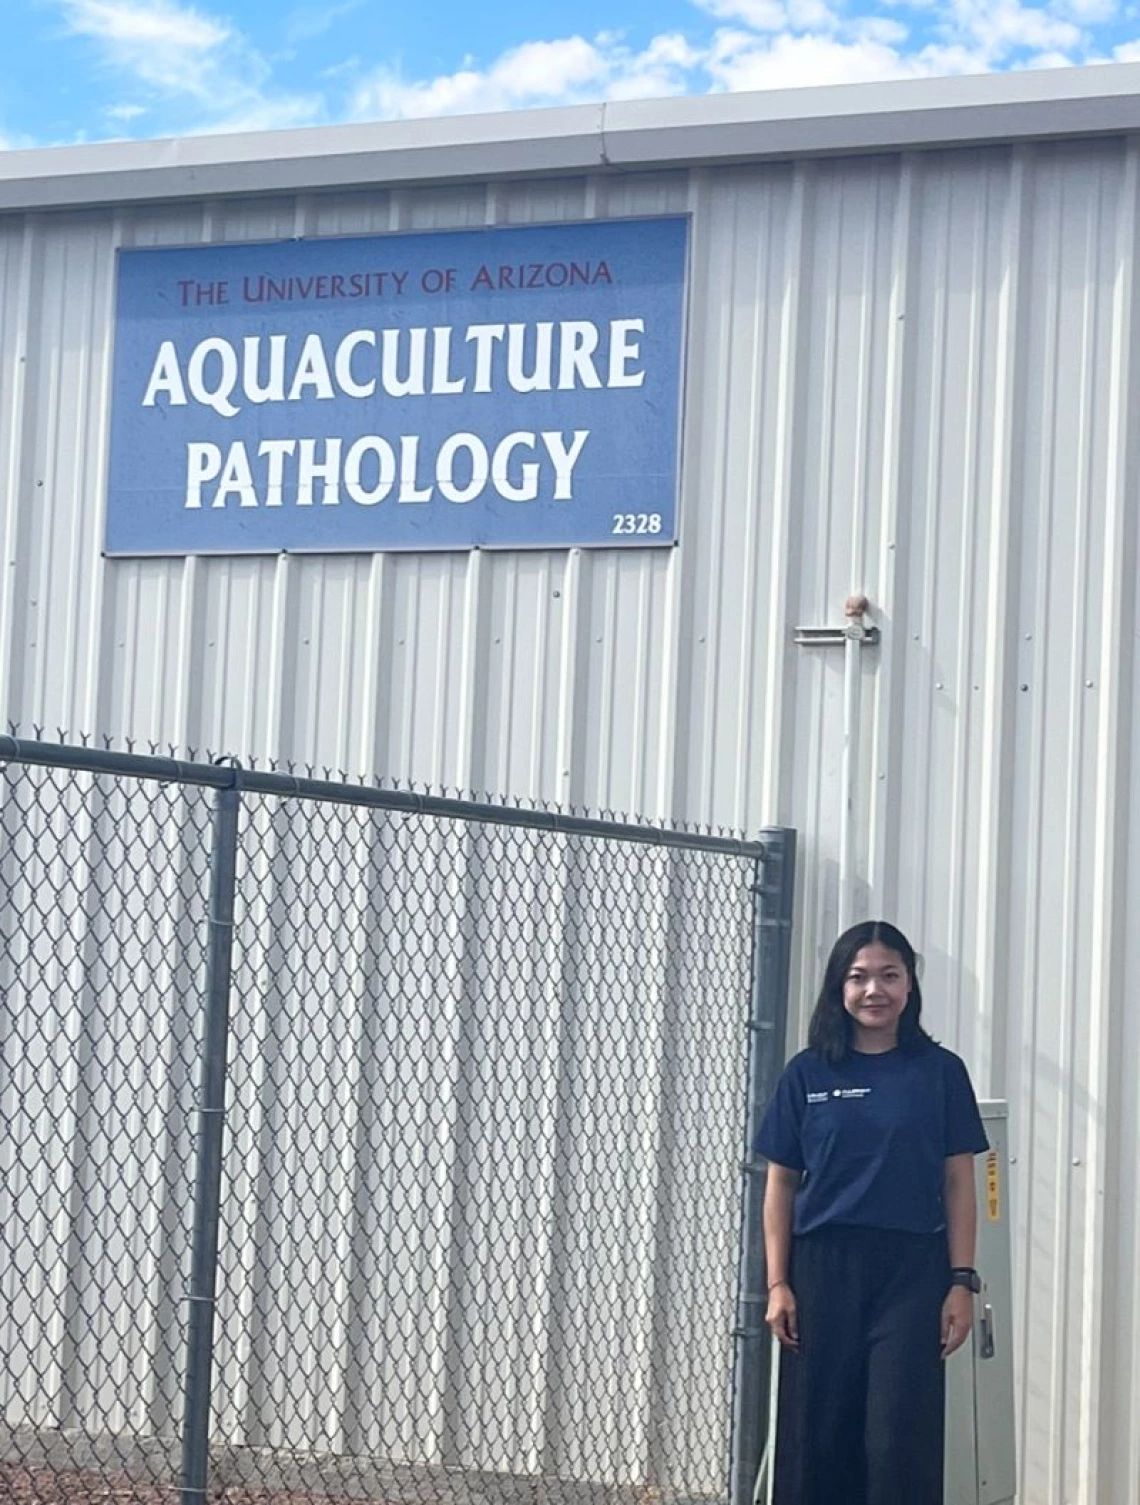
[
  {"x1": 1084, "y1": 134, "x2": 1138, "y2": 1505},
  {"x1": 866, "y1": 153, "x2": 913, "y2": 919}
]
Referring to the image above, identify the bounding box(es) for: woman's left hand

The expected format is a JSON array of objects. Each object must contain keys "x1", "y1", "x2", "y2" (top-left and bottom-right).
[{"x1": 940, "y1": 1285, "x2": 974, "y2": 1359}]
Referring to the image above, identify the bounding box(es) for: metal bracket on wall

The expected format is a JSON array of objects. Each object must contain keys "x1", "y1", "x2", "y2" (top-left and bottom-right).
[{"x1": 794, "y1": 622, "x2": 880, "y2": 648}]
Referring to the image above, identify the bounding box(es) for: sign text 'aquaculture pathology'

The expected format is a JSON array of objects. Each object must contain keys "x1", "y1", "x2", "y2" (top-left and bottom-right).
[{"x1": 105, "y1": 218, "x2": 688, "y2": 555}]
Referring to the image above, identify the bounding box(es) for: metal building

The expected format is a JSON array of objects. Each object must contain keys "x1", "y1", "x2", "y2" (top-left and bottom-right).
[{"x1": 4, "y1": 61, "x2": 1140, "y2": 1505}]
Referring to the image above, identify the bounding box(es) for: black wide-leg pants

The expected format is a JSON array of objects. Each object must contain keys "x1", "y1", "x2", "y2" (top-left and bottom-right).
[{"x1": 772, "y1": 1225, "x2": 950, "y2": 1505}]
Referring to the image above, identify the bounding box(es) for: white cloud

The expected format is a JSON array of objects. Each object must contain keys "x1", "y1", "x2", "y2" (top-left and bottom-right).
[
  {"x1": 193, "y1": 95, "x2": 328, "y2": 134},
  {"x1": 912, "y1": 41, "x2": 1002, "y2": 72},
  {"x1": 945, "y1": 0, "x2": 1083, "y2": 60},
  {"x1": 353, "y1": 22, "x2": 962, "y2": 125},
  {"x1": 29, "y1": 0, "x2": 1131, "y2": 143},
  {"x1": 1057, "y1": 0, "x2": 1120, "y2": 19},
  {"x1": 700, "y1": 0, "x2": 796, "y2": 30},
  {"x1": 61, "y1": 0, "x2": 230, "y2": 96},
  {"x1": 57, "y1": 0, "x2": 323, "y2": 131},
  {"x1": 345, "y1": 0, "x2": 1117, "y2": 129},
  {"x1": 705, "y1": 29, "x2": 924, "y2": 89},
  {"x1": 1014, "y1": 48, "x2": 1080, "y2": 66},
  {"x1": 354, "y1": 37, "x2": 606, "y2": 118},
  {"x1": 284, "y1": 0, "x2": 364, "y2": 45},
  {"x1": 790, "y1": 0, "x2": 841, "y2": 26},
  {"x1": 698, "y1": 0, "x2": 840, "y2": 30},
  {"x1": 605, "y1": 33, "x2": 707, "y2": 99},
  {"x1": 352, "y1": 32, "x2": 701, "y2": 119},
  {"x1": 0, "y1": 126, "x2": 37, "y2": 151},
  {"x1": 852, "y1": 15, "x2": 910, "y2": 45}
]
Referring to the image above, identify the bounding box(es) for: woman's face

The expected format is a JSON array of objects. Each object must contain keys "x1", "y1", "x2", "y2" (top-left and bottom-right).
[{"x1": 842, "y1": 942, "x2": 911, "y2": 1048}]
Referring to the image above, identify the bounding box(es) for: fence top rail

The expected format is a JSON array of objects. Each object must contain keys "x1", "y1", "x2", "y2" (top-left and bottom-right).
[{"x1": 0, "y1": 735, "x2": 767, "y2": 860}]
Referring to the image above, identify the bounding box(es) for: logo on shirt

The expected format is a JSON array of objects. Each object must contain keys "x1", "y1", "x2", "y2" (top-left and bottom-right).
[{"x1": 805, "y1": 1087, "x2": 873, "y2": 1104}]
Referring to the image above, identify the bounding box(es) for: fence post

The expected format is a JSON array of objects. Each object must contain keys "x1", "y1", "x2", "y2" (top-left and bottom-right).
[
  {"x1": 729, "y1": 827, "x2": 796, "y2": 1505},
  {"x1": 181, "y1": 773, "x2": 241, "y2": 1505}
]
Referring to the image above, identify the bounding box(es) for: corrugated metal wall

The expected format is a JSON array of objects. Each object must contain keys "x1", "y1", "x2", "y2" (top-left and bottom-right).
[{"x1": 3, "y1": 134, "x2": 1140, "y2": 1504}]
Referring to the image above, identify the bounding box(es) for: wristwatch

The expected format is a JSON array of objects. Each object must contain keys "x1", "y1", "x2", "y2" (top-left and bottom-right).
[{"x1": 949, "y1": 1266, "x2": 982, "y2": 1294}]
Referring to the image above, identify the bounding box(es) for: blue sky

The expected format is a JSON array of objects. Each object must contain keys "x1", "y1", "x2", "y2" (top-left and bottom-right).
[{"x1": 3, "y1": 0, "x2": 1140, "y2": 148}]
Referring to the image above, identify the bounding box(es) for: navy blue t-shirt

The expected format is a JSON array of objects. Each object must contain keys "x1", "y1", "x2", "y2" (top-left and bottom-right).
[{"x1": 756, "y1": 1043, "x2": 989, "y2": 1236}]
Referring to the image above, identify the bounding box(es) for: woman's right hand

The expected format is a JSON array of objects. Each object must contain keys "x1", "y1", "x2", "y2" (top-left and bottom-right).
[{"x1": 765, "y1": 1280, "x2": 799, "y2": 1349}]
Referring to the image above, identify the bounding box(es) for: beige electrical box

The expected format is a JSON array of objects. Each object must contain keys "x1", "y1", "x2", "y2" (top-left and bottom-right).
[{"x1": 945, "y1": 1101, "x2": 1017, "y2": 1505}]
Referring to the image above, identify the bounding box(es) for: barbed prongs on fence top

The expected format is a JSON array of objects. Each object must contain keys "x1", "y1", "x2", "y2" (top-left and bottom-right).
[{"x1": 0, "y1": 734, "x2": 767, "y2": 858}]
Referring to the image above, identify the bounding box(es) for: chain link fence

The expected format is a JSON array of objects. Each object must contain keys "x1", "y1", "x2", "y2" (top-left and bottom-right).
[{"x1": 0, "y1": 738, "x2": 794, "y2": 1505}]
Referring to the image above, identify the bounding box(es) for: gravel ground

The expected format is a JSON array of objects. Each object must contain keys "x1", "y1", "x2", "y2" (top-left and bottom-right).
[
  {"x1": 0, "y1": 1463, "x2": 352, "y2": 1504},
  {"x1": 0, "y1": 1465, "x2": 174, "y2": 1504}
]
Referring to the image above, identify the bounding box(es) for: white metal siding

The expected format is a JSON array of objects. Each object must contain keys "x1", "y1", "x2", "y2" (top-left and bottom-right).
[{"x1": 4, "y1": 136, "x2": 1140, "y2": 1503}]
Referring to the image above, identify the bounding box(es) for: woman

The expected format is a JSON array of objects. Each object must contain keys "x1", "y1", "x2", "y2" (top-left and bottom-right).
[{"x1": 757, "y1": 920, "x2": 988, "y2": 1505}]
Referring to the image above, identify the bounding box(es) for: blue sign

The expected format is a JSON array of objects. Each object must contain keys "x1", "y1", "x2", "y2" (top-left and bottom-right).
[{"x1": 105, "y1": 218, "x2": 688, "y2": 556}]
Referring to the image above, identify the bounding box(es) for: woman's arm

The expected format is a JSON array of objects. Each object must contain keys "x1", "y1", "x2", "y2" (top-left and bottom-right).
[
  {"x1": 764, "y1": 1163, "x2": 802, "y2": 1348},
  {"x1": 944, "y1": 1152, "x2": 978, "y2": 1268},
  {"x1": 941, "y1": 1152, "x2": 978, "y2": 1358}
]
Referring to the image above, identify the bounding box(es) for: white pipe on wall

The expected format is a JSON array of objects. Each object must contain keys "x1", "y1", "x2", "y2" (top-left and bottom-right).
[{"x1": 837, "y1": 594, "x2": 869, "y2": 934}]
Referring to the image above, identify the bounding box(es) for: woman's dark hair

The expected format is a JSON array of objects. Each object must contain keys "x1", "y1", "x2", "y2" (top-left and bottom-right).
[{"x1": 807, "y1": 919, "x2": 936, "y2": 1063}]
